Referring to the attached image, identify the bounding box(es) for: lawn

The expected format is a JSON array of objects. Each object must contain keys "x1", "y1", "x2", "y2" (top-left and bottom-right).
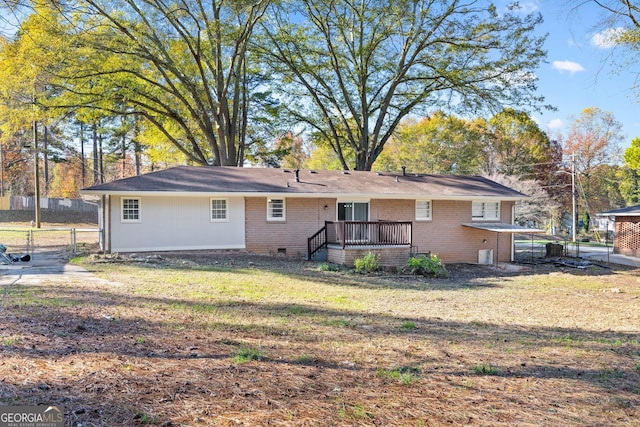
[{"x1": 0, "y1": 253, "x2": 639, "y2": 426}]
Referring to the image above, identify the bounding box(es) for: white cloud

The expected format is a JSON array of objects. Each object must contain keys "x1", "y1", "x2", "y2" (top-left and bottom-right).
[
  {"x1": 591, "y1": 27, "x2": 625, "y2": 49},
  {"x1": 552, "y1": 60, "x2": 585, "y2": 74},
  {"x1": 546, "y1": 118, "x2": 564, "y2": 130}
]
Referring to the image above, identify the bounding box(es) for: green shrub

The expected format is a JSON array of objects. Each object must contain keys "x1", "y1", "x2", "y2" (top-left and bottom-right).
[
  {"x1": 400, "y1": 321, "x2": 417, "y2": 331},
  {"x1": 377, "y1": 365, "x2": 422, "y2": 385},
  {"x1": 407, "y1": 253, "x2": 449, "y2": 278},
  {"x1": 473, "y1": 363, "x2": 499, "y2": 375},
  {"x1": 318, "y1": 262, "x2": 340, "y2": 272},
  {"x1": 354, "y1": 252, "x2": 379, "y2": 273},
  {"x1": 232, "y1": 347, "x2": 265, "y2": 364}
]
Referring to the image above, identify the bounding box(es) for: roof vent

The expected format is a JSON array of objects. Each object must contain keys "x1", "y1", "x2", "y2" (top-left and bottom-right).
[
  {"x1": 294, "y1": 169, "x2": 300, "y2": 182},
  {"x1": 342, "y1": 171, "x2": 350, "y2": 175},
  {"x1": 396, "y1": 176, "x2": 399, "y2": 183},
  {"x1": 402, "y1": 166, "x2": 406, "y2": 176}
]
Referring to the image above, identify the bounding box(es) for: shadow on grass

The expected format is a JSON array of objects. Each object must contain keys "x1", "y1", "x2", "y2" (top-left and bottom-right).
[
  {"x1": 1, "y1": 253, "x2": 639, "y2": 425},
  {"x1": 2, "y1": 282, "x2": 638, "y2": 370}
]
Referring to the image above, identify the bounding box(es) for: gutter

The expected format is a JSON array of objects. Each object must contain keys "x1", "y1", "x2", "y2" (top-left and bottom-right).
[{"x1": 79, "y1": 190, "x2": 527, "y2": 202}]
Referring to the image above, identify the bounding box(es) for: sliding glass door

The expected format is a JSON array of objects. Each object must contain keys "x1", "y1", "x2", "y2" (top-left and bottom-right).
[{"x1": 337, "y1": 202, "x2": 369, "y2": 242}]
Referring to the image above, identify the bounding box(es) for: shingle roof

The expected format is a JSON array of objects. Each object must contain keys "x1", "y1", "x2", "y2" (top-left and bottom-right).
[
  {"x1": 81, "y1": 166, "x2": 527, "y2": 199},
  {"x1": 599, "y1": 205, "x2": 640, "y2": 216}
]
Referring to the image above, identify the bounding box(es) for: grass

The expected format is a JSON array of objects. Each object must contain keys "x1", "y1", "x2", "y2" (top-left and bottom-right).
[
  {"x1": 399, "y1": 320, "x2": 417, "y2": 331},
  {"x1": 0, "y1": 225, "x2": 98, "y2": 252},
  {"x1": 0, "y1": 253, "x2": 639, "y2": 426},
  {"x1": 473, "y1": 363, "x2": 500, "y2": 376},
  {"x1": 232, "y1": 346, "x2": 265, "y2": 364},
  {"x1": 377, "y1": 365, "x2": 422, "y2": 385}
]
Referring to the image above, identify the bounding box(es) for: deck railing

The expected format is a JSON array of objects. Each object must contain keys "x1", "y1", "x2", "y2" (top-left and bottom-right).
[
  {"x1": 325, "y1": 221, "x2": 412, "y2": 249},
  {"x1": 307, "y1": 225, "x2": 327, "y2": 260}
]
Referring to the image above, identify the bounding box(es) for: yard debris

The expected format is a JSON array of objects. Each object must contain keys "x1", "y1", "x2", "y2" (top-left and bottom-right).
[
  {"x1": 0, "y1": 243, "x2": 31, "y2": 265},
  {"x1": 87, "y1": 252, "x2": 165, "y2": 264},
  {"x1": 519, "y1": 256, "x2": 610, "y2": 269}
]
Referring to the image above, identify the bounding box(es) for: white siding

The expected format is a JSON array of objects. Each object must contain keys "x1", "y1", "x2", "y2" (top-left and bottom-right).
[{"x1": 109, "y1": 195, "x2": 245, "y2": 252}]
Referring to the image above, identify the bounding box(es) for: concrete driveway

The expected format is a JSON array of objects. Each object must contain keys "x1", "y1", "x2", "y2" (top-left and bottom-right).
[
  {"x1": 0, "y1": 250, "x2": 103, "y2": 285},
  {"x1": 579, "y1": 251, "x2": 640, "y2": 267}
]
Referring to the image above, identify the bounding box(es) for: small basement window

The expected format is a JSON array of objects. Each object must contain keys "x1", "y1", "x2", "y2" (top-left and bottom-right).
[
  {"x1": 472, "y1": 201, "x2": 500, "y2": 221},
  {"x1": 121, "y1": 198, "x2": 141, "y2": 223},
  {"x1": 415, "y1": 200, "x2": 432, "y2": 221},
  {"x1": 210, "y1": 198, "x2": 228, "y2": 222},
  {"x1": 267, "y1": 198, "x2": 285, "y2": 221}
]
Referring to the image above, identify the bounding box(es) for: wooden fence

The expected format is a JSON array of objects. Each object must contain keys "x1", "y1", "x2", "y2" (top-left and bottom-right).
[{"x1": 0, "y1": 196, "x2": 97, "y2": 213}]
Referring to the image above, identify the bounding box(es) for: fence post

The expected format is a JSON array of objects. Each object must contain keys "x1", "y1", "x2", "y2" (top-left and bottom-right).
[
  {"x1": 27, "y1": 229, "x2": 33, "y2": 254},
  {"x1": 71, "y1": 228, "x2": 77, "y2": 255}
]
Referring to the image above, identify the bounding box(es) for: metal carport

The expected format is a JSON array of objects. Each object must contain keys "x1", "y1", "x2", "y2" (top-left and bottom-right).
[{"x1": 462, "y1": 223, "x2": 543, "y2": 264}]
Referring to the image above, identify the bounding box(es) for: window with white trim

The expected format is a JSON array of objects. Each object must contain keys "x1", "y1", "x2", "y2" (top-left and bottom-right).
[
  {"x1": 121, "y1": 198, "x2": 141, "y2": 223},
  {"x1": 267, "y1": 198, "x2": 285, "y2": 221},
  {"x1": 472, "y1": 201, "x2": 500, "y2": 220},
  {"x1": 210, "y1": 198, "x2": 228, "y2": 222},
  {"x1": 415, "y1": 200, "x2": 432, "y2": 221}
]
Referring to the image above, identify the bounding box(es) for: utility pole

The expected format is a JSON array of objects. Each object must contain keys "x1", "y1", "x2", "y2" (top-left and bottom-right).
[
  {"x1": 33, "y1": 119, "x2": 41, "y2": 228},
  {"x1": 571, "y1": 153, "x2": 576, "y2": 243}
]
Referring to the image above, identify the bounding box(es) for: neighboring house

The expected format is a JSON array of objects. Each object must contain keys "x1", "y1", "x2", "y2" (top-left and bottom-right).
[
  {"x1": 80, "y1": 166, "x2": 534, "y2": 266},
  {"x1": 598, "y1": 205, "x2": 640, "y2": 257}
]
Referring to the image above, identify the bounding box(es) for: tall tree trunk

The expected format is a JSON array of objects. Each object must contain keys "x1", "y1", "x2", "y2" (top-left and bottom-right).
[
  {"x1": 121, "y1": 133, "x2": 126, "y2": 179},
  {"x1": 99, "y1": 133, "x2": 104, "y2": 184},
  {"x1": 92, "y1": 121, "x2": 99, "y2": 184},
  {"x1": 80, "y1": 122, "x2": 85, "y2": 187},
  {"x1": 134, "y1": 120, "x2": 142, "y2": 176},
  {"x1": 43, "y1": 125, "x2": 49, "y2": 195},
  {"x1": 0, "y1": 144, "x2": 4, "y2": 197}
]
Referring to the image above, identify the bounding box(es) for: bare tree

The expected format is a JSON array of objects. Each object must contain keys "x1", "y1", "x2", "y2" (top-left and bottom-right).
[
  {"x1": 260, "y1": 0, "x2": 549, "y2": 170},
  {"x1": 57, "y1": 0, "x2": 270, "y2": 166},
  {"x1": 484, "y1": 172, "x2": 560, "y2": 228}
]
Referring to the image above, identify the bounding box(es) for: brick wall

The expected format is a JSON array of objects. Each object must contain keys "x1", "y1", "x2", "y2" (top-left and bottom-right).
[
  {"x1": 614, "y1": 217, "x2": 640, "y2": 257},
  {"x1": 245, "y1": 196, "x2": 515, "y2": 263},
  {"x1": 370, "y1": 199, "x2": 514, "y2": 263},
  {"x1": 245, "y1": 197, "x2": 335, "y2": 257},
  {"x1": 327, "y1": 246, "x2": 410, "y2": 267}
]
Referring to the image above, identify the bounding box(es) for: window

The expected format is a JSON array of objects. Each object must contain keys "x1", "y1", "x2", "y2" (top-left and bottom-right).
[
  {"x1": 472, "y1": 201, "x2": 500, "y2": 220},
  {"x1": 267, "y1": 198, "x2": 285, "y2": 221},
  {"x1": 210, "y1": 198, "x2": 228, "y2": 222},
  {"x1": 121, "y1": 198, "x2": 141, "y2": 223},
  {"x1": 415, "y1": 200, "x2": 432, "y2": 221}
]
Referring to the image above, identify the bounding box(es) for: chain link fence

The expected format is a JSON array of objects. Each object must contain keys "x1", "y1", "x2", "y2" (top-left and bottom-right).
[
  {"x1": 0, "y1": 226, "x2": 100, "y2": 257},
  {"x1": 514, "y1": 237, "x2": 614, "y2": 264}
]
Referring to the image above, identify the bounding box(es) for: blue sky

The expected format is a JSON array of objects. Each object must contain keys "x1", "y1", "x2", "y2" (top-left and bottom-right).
[{"x1": 515, "y1": 0, "x2": 640, "y2": 148}]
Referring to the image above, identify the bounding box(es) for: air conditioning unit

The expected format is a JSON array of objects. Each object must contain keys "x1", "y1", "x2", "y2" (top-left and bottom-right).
[{"x1": 478, "y1": 249, "x2": 493, "y2": 265}]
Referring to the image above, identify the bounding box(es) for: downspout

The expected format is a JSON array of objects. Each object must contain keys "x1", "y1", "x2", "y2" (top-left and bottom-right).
[
  {"x1": 511, "y1": 203, "x2": 515, "y2": 262},
  {"x1": 106, "y1": 195, "x2": 111, "y2": 253},
  {"x1": 100, "y1": 194, "x2": 106, "y2": 253}
]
